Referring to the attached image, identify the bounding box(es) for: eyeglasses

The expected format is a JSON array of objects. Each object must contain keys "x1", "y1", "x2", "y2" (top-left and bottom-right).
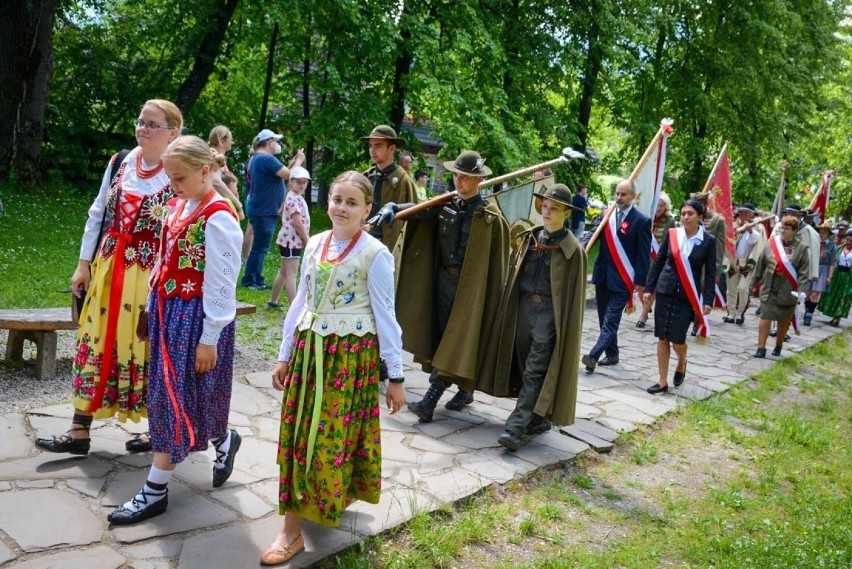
[{"x1": 135, "y1": 119, "x2": 173, "y2": 130}]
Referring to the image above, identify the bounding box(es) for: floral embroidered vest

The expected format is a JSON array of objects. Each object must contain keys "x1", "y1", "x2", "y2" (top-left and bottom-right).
[
  {"x1": 99, "y1": 161, "x2": 174, "y2": 269},
  {"x1": 154, "y1": 199, "x2": 235, "y2": 300},
  {"x1": 295, "y1": 233, "x2": 384, "y2": 337}
]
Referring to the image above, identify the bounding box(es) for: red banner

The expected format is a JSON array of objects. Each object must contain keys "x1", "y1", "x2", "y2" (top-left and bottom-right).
[{"x1": 707, "y1": 151, "x2": 736, "y2": 260}]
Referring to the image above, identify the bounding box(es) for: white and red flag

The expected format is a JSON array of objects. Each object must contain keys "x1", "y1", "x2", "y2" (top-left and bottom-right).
[
  {"x1": 807, "y1": 171, "x2": 834, "y2": 225},
  {"x1": 630, "y1": 119, "x2": 674, "y2": 224}
]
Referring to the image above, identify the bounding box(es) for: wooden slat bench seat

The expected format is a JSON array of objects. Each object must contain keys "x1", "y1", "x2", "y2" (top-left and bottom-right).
[{"x1": 0, "y1": 302, "x2": 257, "y2": 380}]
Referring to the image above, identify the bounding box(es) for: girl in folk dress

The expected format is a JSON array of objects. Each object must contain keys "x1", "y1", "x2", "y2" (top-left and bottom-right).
[
  {"x1": 108, "y1": 136, "x2": 243, "y2": 525},
  {"x1": 268, "y1": 166, "x2": 311, "y2": 309},
  {"x1": 819, "y1": 232, "x2": 852, "y2": 326},
  {"x1": 36, "y1": 100, "x2": 181, "y2": 456},
  {"x1": 260, "y1": 171, "x2": 405, "y2": 566}
]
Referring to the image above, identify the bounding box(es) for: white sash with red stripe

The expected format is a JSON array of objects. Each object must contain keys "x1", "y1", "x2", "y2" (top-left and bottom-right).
[
  {"x1": 603, "y1": 209, "x2": 636, "y2": 310},
  {"x1": 769, "y1": 235, "x2": 802, "y2": 334},
  {"x1": 769, "y1": 235, "x2": 798, "y2": 289},
  {"x1": 669, "y1": 228, "x2": 710, "y2": 341}
]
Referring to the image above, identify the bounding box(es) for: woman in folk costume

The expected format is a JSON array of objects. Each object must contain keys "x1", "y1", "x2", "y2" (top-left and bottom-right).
[
  {"x1": 643, "y1": 199, "x2": 716, "y2": 394},
  {"x1": 261, "y1": 171, "x2": 405, "y2": 566},
  {"x1": 107, "y1": 136, "x2": 243, "y2": 524},
  {"x1": 36, "y1": 100, "x2": 181, "y2": 456},
  {"x1": 478, "y1": 184, "x2": 587, "y2": 452},
  {"x1": 636, "y1": 191, "x2": 676, "y2": 328},
  {"x1": 819, "y1": 231, "x2": 852, "y2": 327},
  {"x1": 752, "y1": 215, "x2": 810, "y2": 358}
]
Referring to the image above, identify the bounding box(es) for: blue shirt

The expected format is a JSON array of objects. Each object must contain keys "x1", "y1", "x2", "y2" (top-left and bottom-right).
[
  {"x1": 571, "y1": 194, "x2": 587, "y2": 226},
  {"x1": 246, "y1": 153, "x2": 285, "y2": 217}
]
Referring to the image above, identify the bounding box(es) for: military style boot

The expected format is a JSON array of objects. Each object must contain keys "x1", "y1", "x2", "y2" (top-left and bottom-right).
[{"x1": 407, "y1": 384, "x2": 446, "y2": 423}]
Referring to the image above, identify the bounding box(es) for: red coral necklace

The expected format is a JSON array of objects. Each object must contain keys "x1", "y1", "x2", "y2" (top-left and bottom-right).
[
  {"x1": 136, "y1": 156, "x2": 164, "y2": 179},
  {"x1": 321, "y1": 229, "x2": 362, "y2": 264}
]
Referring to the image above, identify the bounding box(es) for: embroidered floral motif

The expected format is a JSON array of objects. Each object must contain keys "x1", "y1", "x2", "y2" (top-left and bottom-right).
[
  {"x1": 164, "y1": 279, "x2": 176, "y2": 294},
  {"x1": 180, "y1": 280, "x2": 197, "y2": 295},
  {"x1": 177, "y1": 219, "x2": 207, "y2": 271}
]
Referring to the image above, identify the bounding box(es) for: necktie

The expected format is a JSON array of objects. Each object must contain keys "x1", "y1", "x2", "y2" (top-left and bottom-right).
[{"x1": 616, "y1": 210, "x2": 623, "y2": 225}]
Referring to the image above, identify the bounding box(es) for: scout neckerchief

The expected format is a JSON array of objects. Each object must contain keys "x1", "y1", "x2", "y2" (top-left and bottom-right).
[
  {"x1": 603, "y1": 207, "x2": 636, "y2": 312},
  {"x1": 769, "y1": 234, "x2": 801, "y2": 335},
  {"x1": 668, "y1": 227, "x2": 710, "y2": 343}
]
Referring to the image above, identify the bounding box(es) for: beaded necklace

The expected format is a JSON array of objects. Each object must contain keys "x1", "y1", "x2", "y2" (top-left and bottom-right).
[
  {"x1": 165, "y1": 190, "x2": 216, "y2": 244},
  {"x1": 136, "y1": 155, "x2": 164, "y2": 179},
  {"x1": 321, "y1": 228, "x2": 362, "y2": 264}
]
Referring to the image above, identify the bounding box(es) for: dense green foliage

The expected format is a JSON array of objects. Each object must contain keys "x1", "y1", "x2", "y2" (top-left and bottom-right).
[{"x1": 28, "y1": 1, "x2": 852, "y2": 215}]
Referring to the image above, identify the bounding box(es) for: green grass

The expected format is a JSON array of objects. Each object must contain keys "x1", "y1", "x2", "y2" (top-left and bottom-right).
[{"x1": 317, "y1": 330, "x2": 852, "y2": 569}]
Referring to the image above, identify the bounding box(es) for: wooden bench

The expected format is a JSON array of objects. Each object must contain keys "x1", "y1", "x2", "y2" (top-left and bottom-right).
[{"x1": 0, "y1": 302, "x2": 257, "y2": 380}]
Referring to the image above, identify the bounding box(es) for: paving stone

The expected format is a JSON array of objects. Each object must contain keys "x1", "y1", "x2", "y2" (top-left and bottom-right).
[
  {"x1": 465, "y1": 403, "x2": 511, "y2": 423},
  {"x1": 339, "y1": 486, "x2": 436, "y2": 535},
  {"x1": 674, "y1": 383, "x2": 717, "y2": 401},
  {"x1": 459, "y1": 449, "x2": 523, "y2": 483},
  {"x1": 0, "y1": 541, "x2": 15, "y2": 565},
  {"x1": 419, "y1": 468, "x2": 488, "y2": 502},
  {"x1": 173, "y1": 436, "x2": 278, "y2": 489},
  {"x1": 254, "y1": 416, "x2": 280, "y2": 441},
  {"x1": 26, "y1": 414, "x2": 74, "y2": 440},
  {"x1": 122, "y1": 537, "x2": 183, "y2": 560},
  {"x1": 0, "y1": 413, "x2": 33, "y2": 460},
  {"x1": 600, "y1": 387, "x2": 677, "y2": 417},
  {"x1": 510, "y1": 439, "x2": 576, "y2": 467},
  {"x1": 0, "y1": 488, "x2": 104, "y2": 551},
  {"x1": 18, "y1": 479, "x2": 54, "y2": 488},
  {"x1": 0, "y1": 481, "x2": 11, "y2": 491},
  {"x1": 558, "y1": 425, "x2": 614, "y2": 452},
  {"x1": 442, "y1": 423, "x2": 506, "y2": 450},
  {"x1": 577, "y1": 374, "x2": 622, "y2": 390},
  {"x1": 229, "y1": 380, "x2": 279, "y2": 417},
  {"x1": 109, "y1": 481, "x2": 238, "y2": 544},
  {"x1": 379, "y1": 413, "x2": 420, "y2": 433},
  {"x1": 407, "y1": 434, "x2": 468, "y2": 454},
  {"x1": 116, "y1": 452, "x2": 153, "y2": 468},
  {"x1": 439, "y1": 408, "x2": 488, "y2": 424},
  {"x1": 417, "y1": 451, "x2": 455, "y2": 474},
  {"x1": 414, "y1": 417, "x2": 476, "y2": 439},
  {"x1": 66, "y1": 477, "x2": 107, "y2": 498},
  {"x1": 227, "y1": 411, "x2": 252, "y2": 427},
  {"x1": 599, "y1": 401, "x2": 655, "y2": 425},
  {"x1": 0, "y1": 453, "x2": 112, "y2": 481},
  {"x1": 178, "y1": 514, "x2": 358, "y2": 569},
  {"x1": 534, "y1": 430, "x2": 591, "y2": 455},
  {"x1": 698, "y1": 379, "x2": 733, "y2": 393},
  {"x1": 594, "y1": 366, "x2": 642, "y2": 381},
  {"x1": 576, "y1": 391, "x2": 611, "y2": 405},
  {"x1": 250, "y1": 478, "x2": 280, "y2": 506},
  {"x1": 26, "y1": 403, "x2": 76, "y2": 418},
  {"x1": 242, "y1": 371, "x2": 269, "y2": 389},
  {"x1": 210, "y1": 485, "x2": 275, "y2": 519},
  {"x1": 128, "y1": 560, "x2": 170, "y2": 569},
  {"x1": 574, "y1": 402, "x2": 602, "y2": 420},
  {"x1": 570, "y1": 418, "x2": 619, "y2": 441},
  {"x1": 9, "y1": 545, "x2": 125, "y2": 569},
  {"x1": 595, "y1": 416, "x2": 638, "y2": 433},
  {"x1": 380, "y1": 432, "x2": 420, "y2": 464}
]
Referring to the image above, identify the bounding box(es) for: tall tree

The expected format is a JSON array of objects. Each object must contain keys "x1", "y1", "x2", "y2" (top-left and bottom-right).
[{"x1": 0, "y1": 0, "x2": 59, "y2": 181}]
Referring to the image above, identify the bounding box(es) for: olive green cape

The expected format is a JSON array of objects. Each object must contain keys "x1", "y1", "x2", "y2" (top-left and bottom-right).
[{"x1": 478, "y1": 227, "x2": 587, "y2": 426}]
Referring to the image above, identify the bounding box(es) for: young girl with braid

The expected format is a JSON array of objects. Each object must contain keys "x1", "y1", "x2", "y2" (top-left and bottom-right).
[{"x1": 108, "y1": 136, "x2": 243, "y2": 524}]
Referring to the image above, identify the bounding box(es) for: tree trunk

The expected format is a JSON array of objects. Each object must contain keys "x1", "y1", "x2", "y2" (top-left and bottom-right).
[
  {"x1": 175, "y1": 0, "x2": 240, "y2": 117},
  {"x1": 0, "y1": 0, "x2": 58, "y2": 182},
  {"x1": 258, "y1": 22, "x2": 279, "y2": 131},
  {"x1": 389, "y1": 19, "x2": 414, "y2": 130},
  {"x1": 576, "y1": 1, "x2": 604, "y2": 151}
]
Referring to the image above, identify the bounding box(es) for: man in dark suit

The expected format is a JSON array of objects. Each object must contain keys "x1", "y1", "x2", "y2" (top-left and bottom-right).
[{"x1": 582, "y1": 180, "x2": 652, "y2": 372}]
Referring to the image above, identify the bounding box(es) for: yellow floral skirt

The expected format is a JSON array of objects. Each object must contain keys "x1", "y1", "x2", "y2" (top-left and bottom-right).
[
  {"x1": 276, "y1": 331, "x2": 383, "y2": 527},
  {"x1": 71, "y1": 254, "x2": 149, "y2": 422}
]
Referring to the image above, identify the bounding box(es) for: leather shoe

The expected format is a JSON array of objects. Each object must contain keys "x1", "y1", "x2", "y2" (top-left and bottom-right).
[
  {"x1": 673, "y1": 367, "x2": 686, "y2": 387},
  {"x1": 260, "y1": 534, "x2": 305, "y2": 566},
  {"x1": 754, "y1": 347, "x2": 767, "y2": 358},
  {"x1": 735, "y1": 317, "x2": 745, "y2": 325},
  {"x1": 581, "y1": 354, "x2": 596, "y2": 373},
  {"x1": 213, "y1": 430, "x2": 242, "y2": 488},
  {"x1": 108, "y1": 494, "x2": 168, "y2": 525},
  {"x1": 722, "y1": 316, "x2": 735, "y2": 323},
  {"x1": 125, "y1": 432, "x2": 152, "y2": 453},
  {"x1": 444, "y1": 390, "x2": 474, "y2": 411},
  {"x1": 35, "y1": 429, "x2": 90, "y2": 456},
  {"x1": 498, "y1": 431, "x2": 523, "y2": 452},
  {"x1": 771, "y1": 346, "x2": 782, "y2": 357},
  {"x1": 646, "y1": 383, "x2": 668, "y2": 394},
  {"x1": 598, "y1": 356, "x2": 619, "y2": 366}
]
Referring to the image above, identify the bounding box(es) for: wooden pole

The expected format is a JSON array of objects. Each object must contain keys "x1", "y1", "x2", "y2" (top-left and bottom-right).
[{"x1": 478, "y1": 154, "x2": 570, "y2": 189}]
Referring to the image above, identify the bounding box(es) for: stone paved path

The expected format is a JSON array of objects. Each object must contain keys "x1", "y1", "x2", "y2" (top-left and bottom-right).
[{"x1": 0, "y1": 305, "x2": 847, "y2": 568}]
